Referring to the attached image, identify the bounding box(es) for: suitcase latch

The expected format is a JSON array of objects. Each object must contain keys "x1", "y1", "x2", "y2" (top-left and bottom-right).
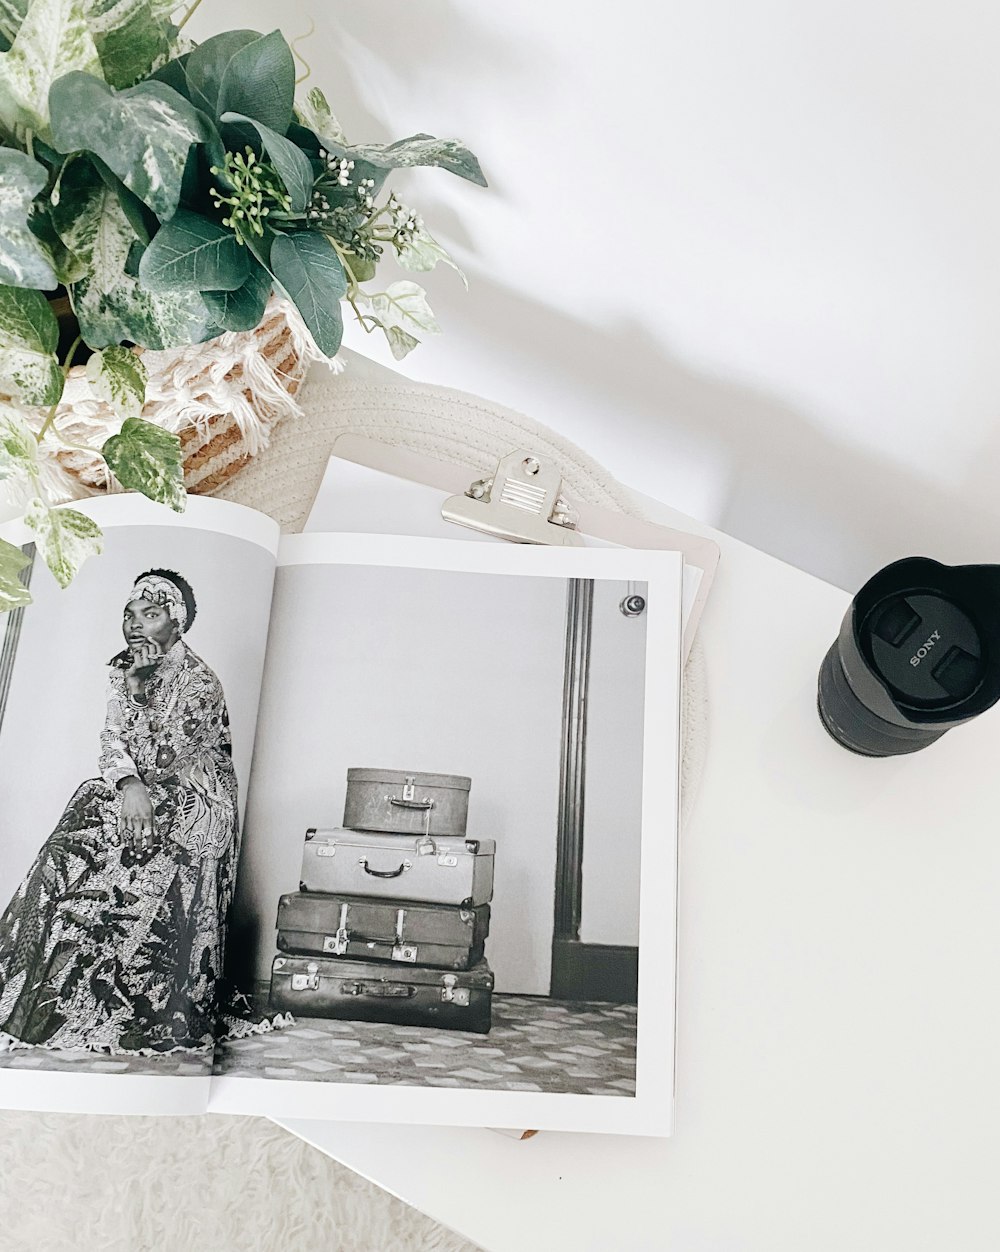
[
  {"x1": 290, "y1": 962, "x2": 320, "y2": 992},
  {"x1": 324, "y1": 905, "x2": 350, "y2": 955},
  {"x1": 440, "y1": 974, "x2": 470, "y2": 1006},
  {"x1": 403, "y1": 778, "x2": 415, "y2": 801},
  {"x1": 316, "y1": 845, "x2": 336, "y2": 858},
  {"x1": 392, "y1": 944, "x2": 418, "y2": 963}
]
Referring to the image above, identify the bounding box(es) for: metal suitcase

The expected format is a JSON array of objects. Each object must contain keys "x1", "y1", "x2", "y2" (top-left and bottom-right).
[
  {"x1": 343, "y1": 768, "x2": 471, "y2": 837},
  {"x1": 269, "y1": 954, "x2": 494, "y2": 1034},
  {"x1": 275, "y1": 892, "x2": 490, "y2": 970},
  {"x1": 300, "y1": 828, "x2": 495, "y2": 906}
]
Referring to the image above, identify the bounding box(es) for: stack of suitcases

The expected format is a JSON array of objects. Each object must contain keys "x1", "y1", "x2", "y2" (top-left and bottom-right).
[{"x1": 269, "y1": 769, "x2": 496, "y2": 1034}]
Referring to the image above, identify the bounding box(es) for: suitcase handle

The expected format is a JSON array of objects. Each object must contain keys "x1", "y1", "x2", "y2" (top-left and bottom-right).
[
  {"x1": 341, "y1": 980, "x2": 416, "y2": 999},
  {"x1": 361, "y1": 858, "x2": 412, "y2": 879},
  {"x1": 388, "y1": 796, "x2": 434, "y2": 811}
]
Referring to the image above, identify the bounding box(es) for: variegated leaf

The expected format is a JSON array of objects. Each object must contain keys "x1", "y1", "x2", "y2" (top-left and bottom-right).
[
  {"x1": 86, "y1": 0, "x2": 173, "y2": 89},
  {"x1": 68, "y1": 192, "x2": 210, "y2": 349},
  {"x1": 0, "y1": 535, "x2": 32, "y2": 611},
  {"x1": 49, "y1": 73, "x2": 211, "y2": 219},
  {"x1": 0, "y1": 403, "x2": 38, "y2": 479},
  {"x1": 25, "y1": 495, "x2": 103, "y2": 588},
  {"x1": 296, "y1": 86, "x2": 346, "y2": 146},
  {"x1": 382, "y1": 324, "x2": 420, "y2": 361},
  {"x1": 323, "y1": 133, "x2": 486, "y2": 187},
  {"x1": 85, "y1": 344, "x2": 146, "y2": 418},
  {"x1": 0, "y1": 0, "x2": 28, "y2": 48},
  {"x1": 0, "y1": 148, "x2": 58, "y2": 289},
  {"x1": 0, "y1": 284, "x2": 62, "y2": 403},
  {"x1": 0, "y1": 0, "x2": 102, "y2": 138},
  {"x1": 396, "y1": 224, "x2": 468, "y2": 289},
  {"x1": 367, "y1": 281, "x2": 441, "y2": 338},
  {"x1": 101, "y1": 415, "x2": 184, "y2": 510}
]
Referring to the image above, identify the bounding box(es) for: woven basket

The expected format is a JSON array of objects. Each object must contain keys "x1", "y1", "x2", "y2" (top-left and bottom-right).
[{"x1": 35, "y1": 298, "x2": 323, "y2": 504}]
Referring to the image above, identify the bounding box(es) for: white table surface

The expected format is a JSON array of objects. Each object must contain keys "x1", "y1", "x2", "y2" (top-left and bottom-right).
[{"x1": 278, "y1": 488, "x2": 1000, "y2": 1251}]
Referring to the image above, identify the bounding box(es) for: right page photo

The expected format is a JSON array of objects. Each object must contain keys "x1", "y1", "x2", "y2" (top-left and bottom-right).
[{"x1": 212, "y1": 533, "x2": 681, "y2": 1136}]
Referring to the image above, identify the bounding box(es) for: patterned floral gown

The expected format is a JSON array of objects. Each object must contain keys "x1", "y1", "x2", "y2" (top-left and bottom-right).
[{"x1": 0, "y1": 640, "x2": 239, "y2": 1054}]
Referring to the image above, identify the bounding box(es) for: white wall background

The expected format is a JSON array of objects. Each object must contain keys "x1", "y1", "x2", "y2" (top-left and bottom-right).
[
  {"x1": 232, "y1": 563, "x2": 649, "y2": 995},
  {"x1": 0, "y1": 527, "x2": 275, "y2": 906},
  {"x1": 190, "y1": 1, "x2": 1000, "y2": 592}
]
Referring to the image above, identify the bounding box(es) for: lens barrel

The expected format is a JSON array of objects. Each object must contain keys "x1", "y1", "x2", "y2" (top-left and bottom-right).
[{"x1": 817, "y1": 558, "x2": 1000, "y2": 756}]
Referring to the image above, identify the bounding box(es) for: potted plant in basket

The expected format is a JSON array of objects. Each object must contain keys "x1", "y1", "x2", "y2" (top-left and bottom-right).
[{"x1": 0, "y1": 3, "x2": 485, "y2": 610}]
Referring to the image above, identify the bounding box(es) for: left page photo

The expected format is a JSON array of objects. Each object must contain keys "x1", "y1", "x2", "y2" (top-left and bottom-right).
[{"x1": 0, "y1": 495, "x2": 279, "y2": 1115}]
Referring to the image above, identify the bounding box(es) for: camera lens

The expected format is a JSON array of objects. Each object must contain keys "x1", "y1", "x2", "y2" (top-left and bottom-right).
[{"x1": 817, "y1": 558, "x2": 1000, "y2": 756}]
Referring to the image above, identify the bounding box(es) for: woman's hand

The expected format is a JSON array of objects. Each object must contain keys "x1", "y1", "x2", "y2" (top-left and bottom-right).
[{"x1": 118, "y1": 777, "x2": 155, "y2": 852}]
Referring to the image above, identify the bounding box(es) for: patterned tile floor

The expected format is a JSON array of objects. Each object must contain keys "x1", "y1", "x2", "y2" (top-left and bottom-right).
[
  {"x1": 0, "y1": 994, "x2": 637, "y2": 1094},
  {"x1": 213, "y1": 991, "x2": 638, "y2": 1096}
]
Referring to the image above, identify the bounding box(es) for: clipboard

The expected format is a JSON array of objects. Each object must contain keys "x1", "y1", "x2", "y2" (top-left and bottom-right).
[{"x1": 307, "y1": 434, "x2": 720, "y2": 661}]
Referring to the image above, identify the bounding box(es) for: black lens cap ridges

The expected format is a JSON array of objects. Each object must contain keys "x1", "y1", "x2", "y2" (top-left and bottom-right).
[{"x1": 818, "y1": 557, "x2": 1000, "y2": 756}]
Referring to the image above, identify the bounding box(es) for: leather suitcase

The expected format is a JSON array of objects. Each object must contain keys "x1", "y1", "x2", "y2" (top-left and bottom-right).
[
  {"x1": 300, "y1": 828, "x2": 495, "y2": 906},
  {"x1": 269, "y1": 954, "x2": 494, "y2": 1034},
  {"x1": 275, "y1": 892, "x2": 490, "y2": 970},
  {"x1": 343, "y1": 768, "x2": 471, "y2": 837}
]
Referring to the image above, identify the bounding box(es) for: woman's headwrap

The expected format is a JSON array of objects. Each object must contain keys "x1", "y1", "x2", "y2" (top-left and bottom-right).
[{"x1": 129, "y1": 573, "x2": 189, "y2": 632}]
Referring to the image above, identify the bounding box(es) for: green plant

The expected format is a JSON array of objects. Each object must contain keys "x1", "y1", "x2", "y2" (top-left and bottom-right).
[{"x1": 0, "y1": 6, "x2": 485, "y2": 609}]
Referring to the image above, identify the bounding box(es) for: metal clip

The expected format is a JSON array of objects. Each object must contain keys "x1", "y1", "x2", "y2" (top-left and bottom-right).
[
  {"x1": 440, "y1": 974, "x2": 470, "y2": 1006},
  {"x1": 323, "y1": 904, "x2": 350, "y2": 955},
  {"x1": 291, "y1": 962, "x2": 320, "y2": 992},
  {"x1": 442, "y1": 450, "x2": 582, "y2": 546}
]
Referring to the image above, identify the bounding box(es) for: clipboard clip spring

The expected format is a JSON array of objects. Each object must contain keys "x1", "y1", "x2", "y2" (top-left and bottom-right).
[{"x1": 441, "y1": 450, "x2": 583, "y2": 546}]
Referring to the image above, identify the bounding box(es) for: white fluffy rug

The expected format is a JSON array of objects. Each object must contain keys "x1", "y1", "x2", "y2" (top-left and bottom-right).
[{"x1": 0, "y1": 1112, "x2": 478, "y2": 1250}]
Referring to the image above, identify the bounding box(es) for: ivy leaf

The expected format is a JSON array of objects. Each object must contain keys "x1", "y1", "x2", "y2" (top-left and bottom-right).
[
  {"x1": 87, "y1": 0, "x2": 172, "y2": 90},
  {"x1": 85, "y1": 344, "x2": 146, "y2": 419},
  {"x1": 367, "y1": 280, "x2": 441, "y2": 338},
  {"x1": 268, "y1": 231, "x2": 345, "y2": 357},
  {"x1": 0, "y1": 404, "x2": 38, "y2": 479},
  {"x1": 396, "y1": 224, "x2": 468, "y2": 289},
  {"x1": 24, "y1": 496, "x2": 103, "y2": 588},
  {"x1": 0, "y1": 0, "x2": 102, "y2": 139},
  {"x1": 0, "y1": 284, "x2": 62, "y2": 403},
  {"x1": 0, "y1": 536, "x2": 32, "y2": 612},
  {"x1": 138, "y1": 209, "x2": 248, "y2": 292},
  {"x1": 101, "y1": 416, "x2": 185, "y2": 511},
  {"x1": 69, "y1": 193, "x2": 210, "y2": 349},
  {"x1": 0, "y1": 148, "x2": 58, "y2": 289},
  {"x1": 221, "y1": 111, "x2": 314, "y2": 213},
  {"x1": 322, "y1": 133, "x2": 487, "y2": 187},
  {"x1": 296, "y1": 87, "x2": 346, "y2": 146},
  {"x1": 0, "y1": 0, "x2": 28, "y2": 48},
  {"x1": 49, "y1": 73, "x2": 212, "y2": 219},
  {"x1": 382, "y1": 324, "x2": 420, "y2": 361},
  {"x1": 201, "y1": 256, "x2": 272, "y2": 332}
]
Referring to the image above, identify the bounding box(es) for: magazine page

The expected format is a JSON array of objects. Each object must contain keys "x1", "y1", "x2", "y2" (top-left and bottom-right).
[
  {"x1": 210, "y1": 532, "x2": 682, "y2": 1137},
  {"x1": 0, "y1": 495, "x2": 278, "y2": 1114}
]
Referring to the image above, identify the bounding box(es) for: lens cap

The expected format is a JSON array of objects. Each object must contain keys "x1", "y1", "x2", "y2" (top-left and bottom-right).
[{"x1": 818, "y1": 558, "x2": 1000, "y2": 756}]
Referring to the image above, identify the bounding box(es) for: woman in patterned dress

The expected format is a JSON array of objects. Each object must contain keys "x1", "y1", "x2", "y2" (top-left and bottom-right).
[{"x1": 0, "y1": 569, "x2": 240, "y2": 1054}]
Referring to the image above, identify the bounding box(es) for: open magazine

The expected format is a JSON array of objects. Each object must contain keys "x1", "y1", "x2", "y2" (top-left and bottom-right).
[{"x1": 0, "y1": 493, "x2": 681, "y2": 1136}]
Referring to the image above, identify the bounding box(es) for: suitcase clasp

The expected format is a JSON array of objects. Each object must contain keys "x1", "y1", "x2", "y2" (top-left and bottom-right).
[
  {"x1": 392, "y1": 944, "x2": 418, "y2": 963},
  {"x1": 291, "y1": 962, "x2": 320, "y2": 992},
  {"x1": 316, "y1": 845, "x2": 336, "y2": 858},
  {"x1": 440, "y1": 974, "x2": 470, "y2": 1006},
  {"x1": 324, "y1": 905, "x2": 350, "y2": 955}
]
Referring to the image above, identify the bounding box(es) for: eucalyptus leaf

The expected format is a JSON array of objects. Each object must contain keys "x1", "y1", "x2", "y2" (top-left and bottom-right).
[
  {"x1": 101, "y1": 415, "x2": 184, "y2": 510},
  {"x1": 323, "y1": 133, "x2": 487, "y2": 187},
  {"x1": 138, "y1": 209, "x2": 248, "y2": 292},
  {"x1": 268, "y1": 231, "x2": 345, "y2": 357},
  {"x1": 85, "y1": 344, "x2": 146, "y2": 418},
  {"x1": 0, "y1": 0, "x2": 102, "y2": 138},
  {"x1": 201, "y1": 257, "x2": 271, "y2": 332},
  {"x1": 367, "y1": 280, "x2": 440, "y2": 338},
  {"x1": 0, "y1": 284, "x2": 62, "y2": 403},
  {"x1": 215, "y1": 29, "x2": 294, "y2": 134},
  {"x1": 0, "y1": 535, "x2": 32, "y2": 611},
  {"x1": 396, "y1": 224, "x2": 468, "y2": 289},
  {"x1": 25, "y1": 496, "x2": 103, "y2": 588},
  {"x1": 49, "y1": 73, "x2": 212, "y2": 219},
  {"x1": 0, "y1": 148, "x2": 58, "y2": 289},
  {"x1": 221, "y1": 110, "x2": 314, "y2": 212}
]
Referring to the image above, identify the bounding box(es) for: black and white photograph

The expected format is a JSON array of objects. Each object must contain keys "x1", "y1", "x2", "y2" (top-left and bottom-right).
[
  {"x1": 0, "y1": 496, "x2": 277, "y2": 1107},
  {"x1": 211, "y1": 532, "x2": 681, "y2": 1135}
]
